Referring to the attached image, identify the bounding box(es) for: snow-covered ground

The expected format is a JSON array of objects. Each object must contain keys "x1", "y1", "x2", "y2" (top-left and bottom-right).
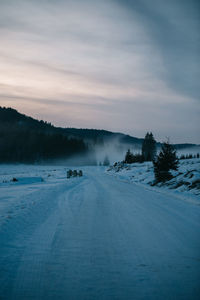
[
  {"x1": 0, "y1": 164, "x2": 200, "y2": 299},
  {"x1": 0, "y1": 164, "x2": 70, "y2": 223},
  {"x1": 107, "y1": 158, "x2": 200, "y2": 199}
]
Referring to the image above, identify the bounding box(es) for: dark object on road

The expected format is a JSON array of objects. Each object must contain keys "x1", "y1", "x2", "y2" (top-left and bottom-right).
[
  {"x1": 78, "y1": 170, "x2": 83, "y2": 177},
  {"x1": 67, "y1": 169, "x2": 83, "y2": 179},
  {"x1": 11, "y1": 177, "x2": 18, "y2": 182},
  {"x1": 67, "y1": 169, "x2": 73, "y2": 178},
  {"x1": 72, "y1": 170, "x2": 78, "y2": 177}
]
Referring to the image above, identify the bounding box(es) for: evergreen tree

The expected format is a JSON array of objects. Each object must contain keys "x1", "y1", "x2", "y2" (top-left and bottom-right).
[
  {"x1": 124, "y1": 149, "x2": 133, "y2": 163},
  {"x1": 153, "y1": 140, "x2": 179, "y2": 182},
  {"x1": 103, "y1": 155, "x2": 110, "y2": 166},
  {"x1": 124, "y1": 149, "x2": 144, "y2": 164},
  {"x1": 142, "y1": 132, "x2": 156, "y2": 161}
]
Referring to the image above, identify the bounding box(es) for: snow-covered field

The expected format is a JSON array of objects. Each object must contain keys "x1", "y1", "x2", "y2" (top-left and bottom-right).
[
  {"x1": 0, "y1": 164, "x2": 200, "y2": 299},
  {"x1": 108, "y1": 158, "x2": 200, "y2": 199},
  {"x1": 0, "y1": 164, "x2": 70, "y2": 223}
]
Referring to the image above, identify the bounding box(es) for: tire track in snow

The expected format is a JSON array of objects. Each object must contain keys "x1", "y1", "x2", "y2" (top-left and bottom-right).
[
  {"x1": 0, "y1": 168, "x2": 199, "y2": 299},
  {"x1": 7, "y1": 179, "x2": 85, "y2": 300}
]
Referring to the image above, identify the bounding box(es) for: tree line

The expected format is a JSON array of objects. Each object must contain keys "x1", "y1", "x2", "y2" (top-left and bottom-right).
[
  {"x1": 0, "y1": 122, "x2": 87, "y2": 163},
  {"x1": 124, "y1": 132, "x2": 156, "y2": 164},
  {"x1": 124, "y1": 132, "x2": 180, "y2": 182},
  {"x1": 180, "y1": 153, "x2": 199, "y2": 159},
  {"x1": 0, "y1": 106, "x2": 90, "y2": 163}
]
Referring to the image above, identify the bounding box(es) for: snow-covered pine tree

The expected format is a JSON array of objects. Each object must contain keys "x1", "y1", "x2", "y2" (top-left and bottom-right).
[{"x1": 153, "y1": 140, "x2": 179, "y2": 182}]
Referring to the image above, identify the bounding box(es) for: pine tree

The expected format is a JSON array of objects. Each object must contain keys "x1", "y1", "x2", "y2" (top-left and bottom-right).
[
  {"x1": 153, "y1": 140, "x2": 179, "y2": 182},
  {"x1": 124, "y1": 149, "x2": 133, "y2": 163},
  {"x1": 142, "y1": 132, "x2": 156, "y2": 161},
  {"x1": 103, "y1": 155, "x2": 110, "y2": 166}
]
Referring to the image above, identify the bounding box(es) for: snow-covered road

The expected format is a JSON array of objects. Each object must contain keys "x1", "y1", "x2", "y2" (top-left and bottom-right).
[{"x1": 0, "y1": 167, "x2": 200, "y2": 299}]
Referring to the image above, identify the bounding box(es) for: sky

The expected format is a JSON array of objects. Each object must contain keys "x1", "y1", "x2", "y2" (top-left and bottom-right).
[{"x1": 0, "y1": 0, "x2": 199, "y2": 143}]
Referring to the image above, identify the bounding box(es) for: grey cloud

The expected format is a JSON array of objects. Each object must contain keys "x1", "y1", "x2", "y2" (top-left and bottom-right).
[
  {"x1": 0, "y1": 92, "x2": 114, "y2": 112},
  {"x1": 0, "y1": 0, "x2": 199, "y2": 142},
  {"x1": 117, "y1": 0, "x2": 200, "y2": 99}
]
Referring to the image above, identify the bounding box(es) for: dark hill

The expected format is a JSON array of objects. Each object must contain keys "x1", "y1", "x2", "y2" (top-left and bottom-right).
[
  {"x1": 0, "y1": 106, "x2": 144, "y2": 145},
  {"x1": 0, "y1": 107, "x2": 87, "y2": 163},
  {"x1": 0, "y1": 106, "x2": 198, "y2": 163}
]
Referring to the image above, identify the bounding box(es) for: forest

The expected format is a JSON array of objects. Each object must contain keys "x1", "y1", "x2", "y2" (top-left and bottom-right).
[
  {"x1": 0, "y1": 107, "x2": 87, "y2": 163},
  {"x1": 0, "y1": 107, "x2": 198, "y2": 164}
]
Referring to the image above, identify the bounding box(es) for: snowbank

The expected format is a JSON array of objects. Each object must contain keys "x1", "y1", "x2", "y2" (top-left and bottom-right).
[{"x1": 107, "y1": 158, "x2": 200, "y2": 197}]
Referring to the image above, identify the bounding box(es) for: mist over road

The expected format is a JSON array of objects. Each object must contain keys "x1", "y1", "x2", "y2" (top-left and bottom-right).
[{"x1": 0, "y1": 167, "x2": 199, "y2": 299}]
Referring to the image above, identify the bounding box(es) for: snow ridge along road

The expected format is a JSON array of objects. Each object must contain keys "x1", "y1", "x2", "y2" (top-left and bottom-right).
[{"x1": 0, "y1": 167, "x2": 200, "y2": 299}]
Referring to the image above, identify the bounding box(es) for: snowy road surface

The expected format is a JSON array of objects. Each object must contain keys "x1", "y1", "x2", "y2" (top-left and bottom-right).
[{"x1": 0, "y1": 167, "x2": 200, "y2": 299}]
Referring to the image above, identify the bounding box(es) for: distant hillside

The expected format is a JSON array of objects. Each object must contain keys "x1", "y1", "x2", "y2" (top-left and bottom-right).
[
  {"x1": 0, "y1": 107, "x2": 144, "y2": 147},
  {"x1": 0, "y1": 106, "x2": 198, "y2": 164},
  {"x1": 0, "y1": 107, "x2": 54, "y2": 131},
  {"x1": 0, "y1": 107, "x2": 87, "y2": 163},
  {"x1": 61, "y1": 128, "x2": 144, "y2": 146}
]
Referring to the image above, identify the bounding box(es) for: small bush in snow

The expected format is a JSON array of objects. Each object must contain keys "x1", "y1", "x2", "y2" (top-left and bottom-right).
[
  {"x1": 67, "y1": 169, "x2": 73, "y2": 178},
  {"x1": 11, "y1": 177, "x2": 18, "y2": 182},
  {"x1": 67, "y1": 169, "x2": 83, "y2": 178},
  {"x1": 72, "y1": 170, "x2": 78, "y2": 177},
  {"x1": 78, "y1": 170, "x2": 83, "y2": 177}
]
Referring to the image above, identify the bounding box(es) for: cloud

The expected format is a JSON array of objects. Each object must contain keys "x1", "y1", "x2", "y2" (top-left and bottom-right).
[
  {"x1": 117, "y1": 0, "x2": 200, "y2": 99},
  {"x1": 0, "y1": 0, "x2": 199, "y2": 143}
]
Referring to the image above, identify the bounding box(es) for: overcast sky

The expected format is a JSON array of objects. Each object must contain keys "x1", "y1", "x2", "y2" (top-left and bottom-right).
[{"x1": 0, "y1": 0, "x2": 199, "y2": 143}]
